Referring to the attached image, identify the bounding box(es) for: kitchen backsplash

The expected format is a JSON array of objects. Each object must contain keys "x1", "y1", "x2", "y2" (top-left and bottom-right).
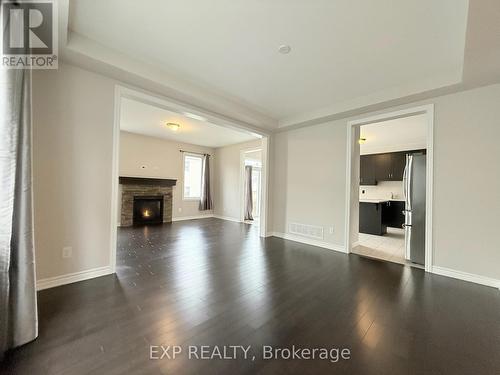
[{"x1": 359, "y1": 181, "x2": 404, "y2": 200}]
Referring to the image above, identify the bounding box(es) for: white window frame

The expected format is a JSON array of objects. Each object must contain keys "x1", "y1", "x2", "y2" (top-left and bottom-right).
[{"x1": 182, "y1": 153, "x2": 203, "y2": 201}]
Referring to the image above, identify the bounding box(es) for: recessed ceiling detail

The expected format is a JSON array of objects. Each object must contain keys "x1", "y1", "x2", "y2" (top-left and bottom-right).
[{"x1": 68, "y1": 1, "x2": 472, "y2": 129}]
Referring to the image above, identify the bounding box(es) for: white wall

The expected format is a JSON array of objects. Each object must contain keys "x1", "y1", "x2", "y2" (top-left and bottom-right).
[
  {"x1": 119, "y1": 131, "x2": 214, "y2": 221},
  {"x1": 272, "y1": 121, "x2": 347, "y2": 247},
  {"x1": 272, "y1": 83, "x2": 500, "y2": 281},
  {"x1": 213, "y1": 139, "x2": 262, "y2": 220},
  {"x1": 33, "y1": 64, "x2": 115, "y2": 280}
]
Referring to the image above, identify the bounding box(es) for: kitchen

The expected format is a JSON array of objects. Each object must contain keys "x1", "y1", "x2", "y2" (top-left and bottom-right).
[{"x1": 353, "y1": 115, "x2": 427, "y2": 266}]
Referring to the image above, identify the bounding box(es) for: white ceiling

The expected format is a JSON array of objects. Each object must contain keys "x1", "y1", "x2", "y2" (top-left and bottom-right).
[
  {"x1": 120, "y1": 97, "x2": 258, "y2": 148},
  {"x1": 69, "y1": 0, "x2": 469, "y2": 126},
  {"x1": 360, "y1": 114, "x2": 427, "y2": 155}
]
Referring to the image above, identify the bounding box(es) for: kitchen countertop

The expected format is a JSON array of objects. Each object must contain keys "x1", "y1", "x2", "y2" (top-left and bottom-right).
[{"x1": 360, "y1": 198, "x2": 405, "y2": 203}]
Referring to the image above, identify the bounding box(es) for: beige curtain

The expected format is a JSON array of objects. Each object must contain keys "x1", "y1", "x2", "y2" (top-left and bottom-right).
[
  {"x1": 244, "y1": 166, "x2": 253, "y2": 220},
  {"x1": 0, "y1": 65, "x2": 38, "y2": 357}
]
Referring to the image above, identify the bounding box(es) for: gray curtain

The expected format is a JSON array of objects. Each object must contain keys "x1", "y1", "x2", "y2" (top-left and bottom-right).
[
  {"x1": 0, "y1": 66, "x2": 38, "y2": 357},
  {"x1": 244, "y1": 166, "x2": 253, "y2": 221},
  {"x1": 199, "y1": 155, "x2": 213, "y2": 211}
]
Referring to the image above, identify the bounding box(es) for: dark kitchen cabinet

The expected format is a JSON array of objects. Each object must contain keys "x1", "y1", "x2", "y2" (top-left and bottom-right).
[
  {"x1": 359, "y1": 150, "x2": 423, "y2": 185},
  {"x1": 374, "y1": 153, "x2": 393, "y2": 181},
  {"x1": 391, "y1": 153, "x2": 406, "y2": 181},
  {"x1": 359, "y1": 202, "x2": 387, "y2": 235},
  {"x1": 360, "y1": 155, "x2": 376, "y2": 185},
  {"x1": 382, "y1": 201, "x2": 405, "y2": 228}
]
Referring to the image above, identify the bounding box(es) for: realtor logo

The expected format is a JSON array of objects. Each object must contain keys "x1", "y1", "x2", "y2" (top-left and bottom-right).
[{"x1": 1, "y1": 0, "x2": 58, "y2": 69}]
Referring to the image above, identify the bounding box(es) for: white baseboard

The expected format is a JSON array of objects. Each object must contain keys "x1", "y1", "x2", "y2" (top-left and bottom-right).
[
  {"x1": 352, "y1": 241, "x2": 360, "y2": 248},
  {"x1": 432, "y1": 266, "x2": 500, "y2": 289},
  {"x1": 271, "y1": 232, "x2": 347, "y2": 254},
  {"x1": 172, "y1": 214, "x2": 214, "y2": 222},
  {"x1": 36, "y1": 265, "x2": 114, "y2": 291},
  {"x1": 213, "y1": 215, "x2": 242, "y2": 223}
]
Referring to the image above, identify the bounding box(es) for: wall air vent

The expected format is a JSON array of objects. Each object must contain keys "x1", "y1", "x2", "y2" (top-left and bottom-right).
[{"x1": 288, "y1": 223, "x2": 324, "y2": 240}]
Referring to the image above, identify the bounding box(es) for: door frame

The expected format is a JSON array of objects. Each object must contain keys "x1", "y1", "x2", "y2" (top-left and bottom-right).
[
  {"x1": 344, "y1": 104, "x2": 434, "y2": 272},
  {"x1": 110, "y1": 85, "x2": 271, "y2": 273},
  {"x1": 239, "y1": 147, "x2": 263, "y2": 224}
]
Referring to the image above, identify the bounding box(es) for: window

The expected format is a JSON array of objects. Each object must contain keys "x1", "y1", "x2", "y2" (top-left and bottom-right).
[{"x1": 183, "y1": 154, "x2": 203, "y2": 199}]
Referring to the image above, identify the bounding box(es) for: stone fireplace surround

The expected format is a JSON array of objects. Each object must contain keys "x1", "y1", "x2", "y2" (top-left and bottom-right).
[{"x1": 119, "y1": 177, "x2": 177, "y2": 227}]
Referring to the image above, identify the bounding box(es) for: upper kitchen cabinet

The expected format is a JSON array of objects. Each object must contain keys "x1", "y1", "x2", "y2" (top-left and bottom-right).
[
  {"x1": 360, "y1": 155, "x2": 376, "y2": 185},
  {"x1": 374, "y1": 153, "x2": 393, "y2": 181},
  {"x1": 390, "y1": 152, "x2": 406, "y2": 181},
  {"x1": 360, "y1": 150, "x2": 424, "y2": 184}
]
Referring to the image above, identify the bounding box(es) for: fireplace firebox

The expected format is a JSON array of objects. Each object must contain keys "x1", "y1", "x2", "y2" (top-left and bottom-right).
[{"x1": 133, "y1": 196, "x2": 164, "y2": 225}]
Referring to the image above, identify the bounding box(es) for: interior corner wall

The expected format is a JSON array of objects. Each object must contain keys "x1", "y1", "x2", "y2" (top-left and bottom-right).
[
  {"x1": 118, "y1": 131, "x2": 214, "y2": 221},
  {"x1": 271, "y1": 121, "x2": 348, "y2": 247},
  {"x1": 33, "y1": 63, "x2": 115, "y2": 280},
  {"x1": 213, "y1": 139, "x2": 262, "y2": 220},
  {"x1": 270, "y1": 83, "x2": 500, "y2": 281}
]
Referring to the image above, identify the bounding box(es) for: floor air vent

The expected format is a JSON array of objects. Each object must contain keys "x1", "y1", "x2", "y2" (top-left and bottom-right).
[{"x1": 288, "y1": 223, "x2": 324, "y2": 240}]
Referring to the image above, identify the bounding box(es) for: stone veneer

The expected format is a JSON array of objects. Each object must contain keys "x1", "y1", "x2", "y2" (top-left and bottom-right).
[{"x1": 120, "y1": 184, "x2": 173, "y2": 227}]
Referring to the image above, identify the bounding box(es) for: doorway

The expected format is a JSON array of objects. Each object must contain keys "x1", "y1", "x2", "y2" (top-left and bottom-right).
[
  {"x1": 240, "y1": 148, "x2": 262, "y2": 228},
  {"x1": 109, "y1": 86, "x2": 271, "y2": 273},
  {"x1": 345, "y1": 105, "x2": 434, "y2": 272}
]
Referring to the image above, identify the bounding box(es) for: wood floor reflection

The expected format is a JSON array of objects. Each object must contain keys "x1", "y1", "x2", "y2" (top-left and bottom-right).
[{"x1": 2, "y1": 218, "x2": 500, "y2": 374}]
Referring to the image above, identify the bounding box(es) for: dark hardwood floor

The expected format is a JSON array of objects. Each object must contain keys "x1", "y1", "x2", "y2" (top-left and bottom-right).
[{"x1": 2, "y1": 218, "x2": 500, "y2": 374}]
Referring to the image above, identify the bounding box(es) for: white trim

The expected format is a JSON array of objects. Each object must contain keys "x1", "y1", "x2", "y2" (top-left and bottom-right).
[
  {"x1": 345, "y1": 105, "x2": 434, "y2": 272},
  {"x1": 213, "y1": 215, "x2": 242, "y2": 223},
  {"x1": 271, "y1": 232, "x2": 347, "y2": 254},
  {"x1": 432, "y1": 266, "x2": 500, "y2": 289},
  {"x1": 260, "y1": 137, "x2": 270, "y2": 239},
  {"x1": 172, "y1": 214, "x2": 214, "y2": 222},
  {"x1": 109, "y1": 86, "x2": 121, "y2": 274},
  {"x1": 36, "y1": 266, "x2": 113, "y2": 291},
  {"x1": 352, "y1": 241, "x2": 360, "y2": 248}
]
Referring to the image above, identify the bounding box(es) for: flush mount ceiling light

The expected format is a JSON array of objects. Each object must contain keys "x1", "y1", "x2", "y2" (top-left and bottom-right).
[
  {"x1": 278, "y1": 44, "x2": 291, "y2": 54},
  {"x1": 166, "y1": 122, "x2": 180, "y2": 131},
  {"x1": 358, "y1": 137, "x2": 367, "y2": 144}
]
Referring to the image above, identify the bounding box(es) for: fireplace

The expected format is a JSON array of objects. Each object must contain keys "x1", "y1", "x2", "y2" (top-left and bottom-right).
[
  {"x1": 119, "y1": 177, "x2": 177, "y2": 227},
  {"x1": 133, "y1": 196, "x2": 164, "y2": 225}
]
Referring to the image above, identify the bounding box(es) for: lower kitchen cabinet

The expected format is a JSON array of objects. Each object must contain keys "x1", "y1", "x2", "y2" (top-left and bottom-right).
[
  {"x1": 359, "y1": 202, "x2": 387, "y2": 235},
  {"x1": 382, "y1": 201, "x2": 405, "y2": 228}
]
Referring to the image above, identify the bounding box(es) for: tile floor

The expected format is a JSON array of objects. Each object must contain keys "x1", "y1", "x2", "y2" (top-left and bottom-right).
[{"x1": 353, "y1": 227, "x2": 406, "y2": 265}]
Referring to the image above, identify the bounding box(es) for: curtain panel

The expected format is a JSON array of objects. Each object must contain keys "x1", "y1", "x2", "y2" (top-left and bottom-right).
[
  {"x1": 0, "y1": 66, "x2": 38, "y2": 358},
  {"x1": 199, "y1": 154, "x2": 213, "y2": 211},
  {"x1": 244, "y1": 166, "x2": 253, "y2": 221}
]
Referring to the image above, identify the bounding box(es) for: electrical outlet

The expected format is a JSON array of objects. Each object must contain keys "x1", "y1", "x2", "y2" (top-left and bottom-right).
[
  {"x1": 329, "y1": 227, "x2": 334, "y2": 234},
  {"x1": 62, "y1": 246, "x2": 72, "y2": 258},
  {"x1": 178, "y1": 207, "x2": 182, "y2": 213}
]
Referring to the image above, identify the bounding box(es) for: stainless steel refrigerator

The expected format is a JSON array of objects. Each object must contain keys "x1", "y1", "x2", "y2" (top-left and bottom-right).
[{"x1": 403, "y1": 154, "x2": 426, "y2": 265}]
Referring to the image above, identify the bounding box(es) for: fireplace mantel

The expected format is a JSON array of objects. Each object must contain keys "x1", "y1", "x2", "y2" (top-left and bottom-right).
[{"x1": 119, "y1": 176, "x2": 177, "y2": 187}]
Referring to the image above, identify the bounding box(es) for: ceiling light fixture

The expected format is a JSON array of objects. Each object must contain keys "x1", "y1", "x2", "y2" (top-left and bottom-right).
[
  {"x1": 278, "y1": 44, "x2": 291, "y2": 54},
  {"x1": 358, "y1": 138, "x2": 367, "y2": 144},
  {"x1": 166, "y1": 122, "x2": 180, "y2": 131}
]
